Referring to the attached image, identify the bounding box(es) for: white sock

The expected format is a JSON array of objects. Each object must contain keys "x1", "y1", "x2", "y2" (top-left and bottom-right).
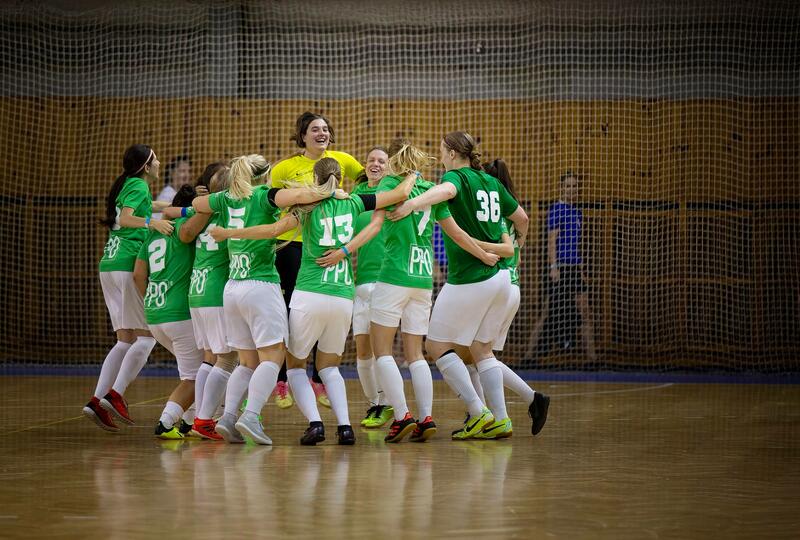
[
  {"x1": 435, "y1": 352, "x2": 483, "y2": 418},
  {"x1": 160, "y1": 400, "x2": 184, "y2": 429},
  {"x1": 194, "y1": 363, "x2": 213, "y2": 416},
  {"x1": 356, "y1": 357, "x2": 379, "y2": 406},
  {"x1": 111, "y1": 336, "x2": 156, "y2": 395},
  {"x1": 477, "y1": 358, "x2": 507, "y2": 421},
  {"x1": 198, "y1": 367, "x2": 231, "y2": 419},
  {"x1": 287, "y1": 368, "x2": 321, "y2": 422},
  {"x1": 375, "y1": 355, "x2": 409, "y2": 421},
  {"x1": 93, "y1": 341, "x2": 131, "y2": 399},
  {"x1": 466, "y1": 364, "x2": 485, "y2": 403},
  {"x1": 182, "y1": 404, "x2": 195, "y2": 424},
  {"x1": 500, "y1": 363, "x2": 535, "y2": 405},
  {"x1": 245, "y1": 361, "x2": 280, "y2": 416},
  {"x1": 408, "y1": 360, "x2": 433, "y2": 419},
  {"x1": 224, "y1": 365, "x2": 253, "y2": 416},
  {"x1": 318, "y1": 366, "x2": 350, "y2": 426}
]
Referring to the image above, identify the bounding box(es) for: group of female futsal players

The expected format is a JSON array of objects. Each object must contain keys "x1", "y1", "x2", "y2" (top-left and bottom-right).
[{"x1": 83, "y1": 111, "x2": 550, "y2": 446}]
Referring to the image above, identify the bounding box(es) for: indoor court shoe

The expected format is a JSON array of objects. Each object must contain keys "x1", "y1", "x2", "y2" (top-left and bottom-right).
[
  {"x1": 192, "y1": 418, "x2": 223, "y2": 441},
  {"x1": 178, "y1": 419, "x2": 195, "y2": 437},
  {"x1": 361, "y1": 405, "x2": 379, "y2": 427},
  {"x1": 155, "y1": 421, "x2": 184, "y2": 440},
  {"x1": 300, "y1": 422, "x2": 326, "y2": 446},
  {"x1": 474, "y1": 417, "x2": 513, "y2": 440},
  {"x1": 337, "y1": 425, "x2": 356, "y2": 445},
  {"x1": 529, "y1": 392, "x2": 551, "y2": 436},
  {"x1": 409, "y1": 416, "x2": 437, "y2": 442},
  {"x1": 384, "y1": 413, "x2": 417, "y2": 443},
  {"x1": 100, "y1": 389, "x2": 134, "y2": 425},
  {"x1": 452, "y1": 408, "x2": 494, "y2": 440},
  {"x1": 311, "y1": 380, "x2": 331, "y2": 408},
  {"x1": 215, "y1": 414, "x2": 245, "y2": 444},
  {"x1": 235, "y1": 411, "x2": 273, "y2": 445},
  {"x1": 364, "y1": 405, "x2": 393, "y2": 428},
  {"x1": 82, "y1": 397, "x2": 119, "y2": 432},
  {"x1": 274, "y1": 381, "x2": 294, "y2": 409}
]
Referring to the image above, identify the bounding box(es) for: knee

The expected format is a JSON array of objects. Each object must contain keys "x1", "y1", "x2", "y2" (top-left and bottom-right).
[
  {"x1": 425, "y1": 340, "x2": 445, "y2": 360},
  {"x1": 215, "y1": 351, "x2": 239, "y2": 372}
]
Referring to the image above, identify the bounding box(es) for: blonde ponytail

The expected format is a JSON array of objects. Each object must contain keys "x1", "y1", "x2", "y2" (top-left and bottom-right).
[
  {"x1": 228, "y1": 154, "x2": 271, "y2": 200},
  {"x1": 388, "y1": 141, "x2": 435, "y2": 176}
]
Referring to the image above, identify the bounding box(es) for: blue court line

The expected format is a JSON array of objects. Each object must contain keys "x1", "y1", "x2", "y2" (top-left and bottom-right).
[{"x1": 1, "y1": 363, "x2": 798, "y2": 385}]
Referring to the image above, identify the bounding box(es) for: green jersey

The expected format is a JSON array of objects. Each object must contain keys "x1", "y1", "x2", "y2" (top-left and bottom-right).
[
  {"x1": 351, "y1": 182, "x2": 385, "y2": 286},
  {"x1": 377, "y1": 175, "x2": 451, "y2": 289},
  {"x1": 501, "y1": 218, "x2": 520, "y2": 287},
  {"x1": 441, "y1": 167, "x2": 519, "y2": 285},
  {"x1": 208, "y1": 186, "x2": 281, "y2": 284},
  {"x1": 188, "y1": 206, "x2": 230, "y2": 308},
  {"x1": 99, "y1": 177, "x2": 152, "y2": 272},
  {"x1": 295, "y1": 195, "x2": 371, "y2": 300},
  {"x1": 137, "y1": 218, "x2": 194, "y2": 325}
]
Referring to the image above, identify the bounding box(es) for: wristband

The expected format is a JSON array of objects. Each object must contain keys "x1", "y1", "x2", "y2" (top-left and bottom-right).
[
  {"x1": 145, "y1": 216, "x2": 151, "y2": 227},
  {"x1": 181, "y1": 207, "x2": 188, "y2": 218},
  {"x1": 341, "y1": 245, "x2": 350, "y2": 257}
]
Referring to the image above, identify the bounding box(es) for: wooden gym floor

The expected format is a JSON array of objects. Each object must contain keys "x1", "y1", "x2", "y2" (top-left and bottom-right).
[{"x1": 0, "y1": 375, "x2": 798, "y2": 539}]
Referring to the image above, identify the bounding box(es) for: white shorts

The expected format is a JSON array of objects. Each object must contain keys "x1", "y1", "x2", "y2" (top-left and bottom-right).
[
  {"x1": 370, "y1": 282, "x2": 432, "y2": 336},
  {"x1": 149, "y1": 319, "x2": 205, "y2": 380},
  {"x1": 190, "y1": 307, "x2": 232, "y2": 355},
  {"x1": 428, "y1": 269, "x2": 512, "y2": 346},
  {"x1": 223, "y1": 280, "x2": 288, "y2": 350},
  {"x1": 352, "y1": 283, "x2": 375, "y2": 336},
  {"x1": 288, "y1": 290, "x2": 353, "y2": 358},
  {"x1": 99, "y1": 271, "x2": 147, "y2": 331},
  {"x1": 493, "y1": 284, "x2": 520, "y2": 351}
]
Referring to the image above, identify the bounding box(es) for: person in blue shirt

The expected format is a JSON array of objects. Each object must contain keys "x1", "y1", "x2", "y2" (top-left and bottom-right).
[{"x1": 528, "y1": 172, "x2": 596, "y2": 361}]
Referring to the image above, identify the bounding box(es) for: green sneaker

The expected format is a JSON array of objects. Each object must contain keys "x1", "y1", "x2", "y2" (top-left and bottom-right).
[
  {"x1": 452, "y1": 408, "x2": 494, "y2": 440},
  {"x1": 155, "y1": 421, "x2": 185, "y2": 440},
  {"x1": 363, "y1": 405, "x2": 393, "y2": 428},
  {"x1": 360, "y1": 405, "x2": 377, "y2": 427},
  {"x1": 473, "y1": 417, "x2": 513, "y2": 440}
]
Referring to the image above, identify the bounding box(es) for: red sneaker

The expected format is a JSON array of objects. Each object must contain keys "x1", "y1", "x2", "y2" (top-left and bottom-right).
[
  {"x1": 192, "y1": 418, "x2": 223, "y2": 441},
  {"x1": 100, "y1": 389, "x2": 134, "y2": 425},
  {"x1": 82, "y1": 397, "x2": 119, "y2": 432},
  {"x1": 384, "y1": 412, "x2": 417, "y2": 443},
  {"x1": 410, "y1": 416, "x2": 437, "y2": 442}
]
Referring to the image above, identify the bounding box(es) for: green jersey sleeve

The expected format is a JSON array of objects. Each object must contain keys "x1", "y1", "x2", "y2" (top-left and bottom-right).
[
  {"x1": 434, "y1": 200, "x2": 451, "y2": 221},
  {"x1": 120, "y1": 180, "x2": 150, "y2": 210},
  {"x1": 208, "y1": 192, "x2": 224, "y2": 213},
  {"x1": 441, "y1": 170, "x2": 464, "y2": 193},
  {"x1": 498, "y1": 183, "x2": 519, "y2": 217}
]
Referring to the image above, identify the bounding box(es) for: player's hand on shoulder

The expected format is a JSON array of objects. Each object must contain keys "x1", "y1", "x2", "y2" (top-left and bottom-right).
[
  {"x1": 150, "y1": 219, "x2": 174, "y2": 235},
  {"x1": 333, "y1": 189, "x2": 349, "y2": 200}
]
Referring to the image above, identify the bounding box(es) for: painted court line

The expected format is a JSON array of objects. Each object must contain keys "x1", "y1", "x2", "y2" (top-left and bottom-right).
[{"x1": 7, "y1": 395, "x2": 169, "y2": 435}]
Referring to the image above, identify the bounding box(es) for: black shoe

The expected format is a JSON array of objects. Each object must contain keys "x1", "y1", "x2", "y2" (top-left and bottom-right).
[
  {"x1": 178, "y1": 419, "x2": 193, "y2": 436},
  {"x1": 384, "y1": 413, "x2": 417, "y2": 443},
  {"x1": 410, "y1": 417, "x2": 437, "y2": 443},
  {"x1": 337, "y1": 425, "x2": 356, "y2": 445},
  {"x1": 528, "y1": 392, "x2": 550, "y2": 436},
  {"x1": 300, "y1": 422, "x2": 325, "y2": 446}
]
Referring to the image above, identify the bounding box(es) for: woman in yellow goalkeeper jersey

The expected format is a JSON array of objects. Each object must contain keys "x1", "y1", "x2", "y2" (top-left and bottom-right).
[{"x1": 269, "y1": 111, "x2": 365, "y2": 409}]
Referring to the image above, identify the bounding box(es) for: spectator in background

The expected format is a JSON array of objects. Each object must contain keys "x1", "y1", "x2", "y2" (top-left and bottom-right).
[
  {"x1": 153, "y1": 155, "x2": 192, "y2": 218},
  {"x1": 527, "y1": 172, "x2": 597, "y2": 362}
]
